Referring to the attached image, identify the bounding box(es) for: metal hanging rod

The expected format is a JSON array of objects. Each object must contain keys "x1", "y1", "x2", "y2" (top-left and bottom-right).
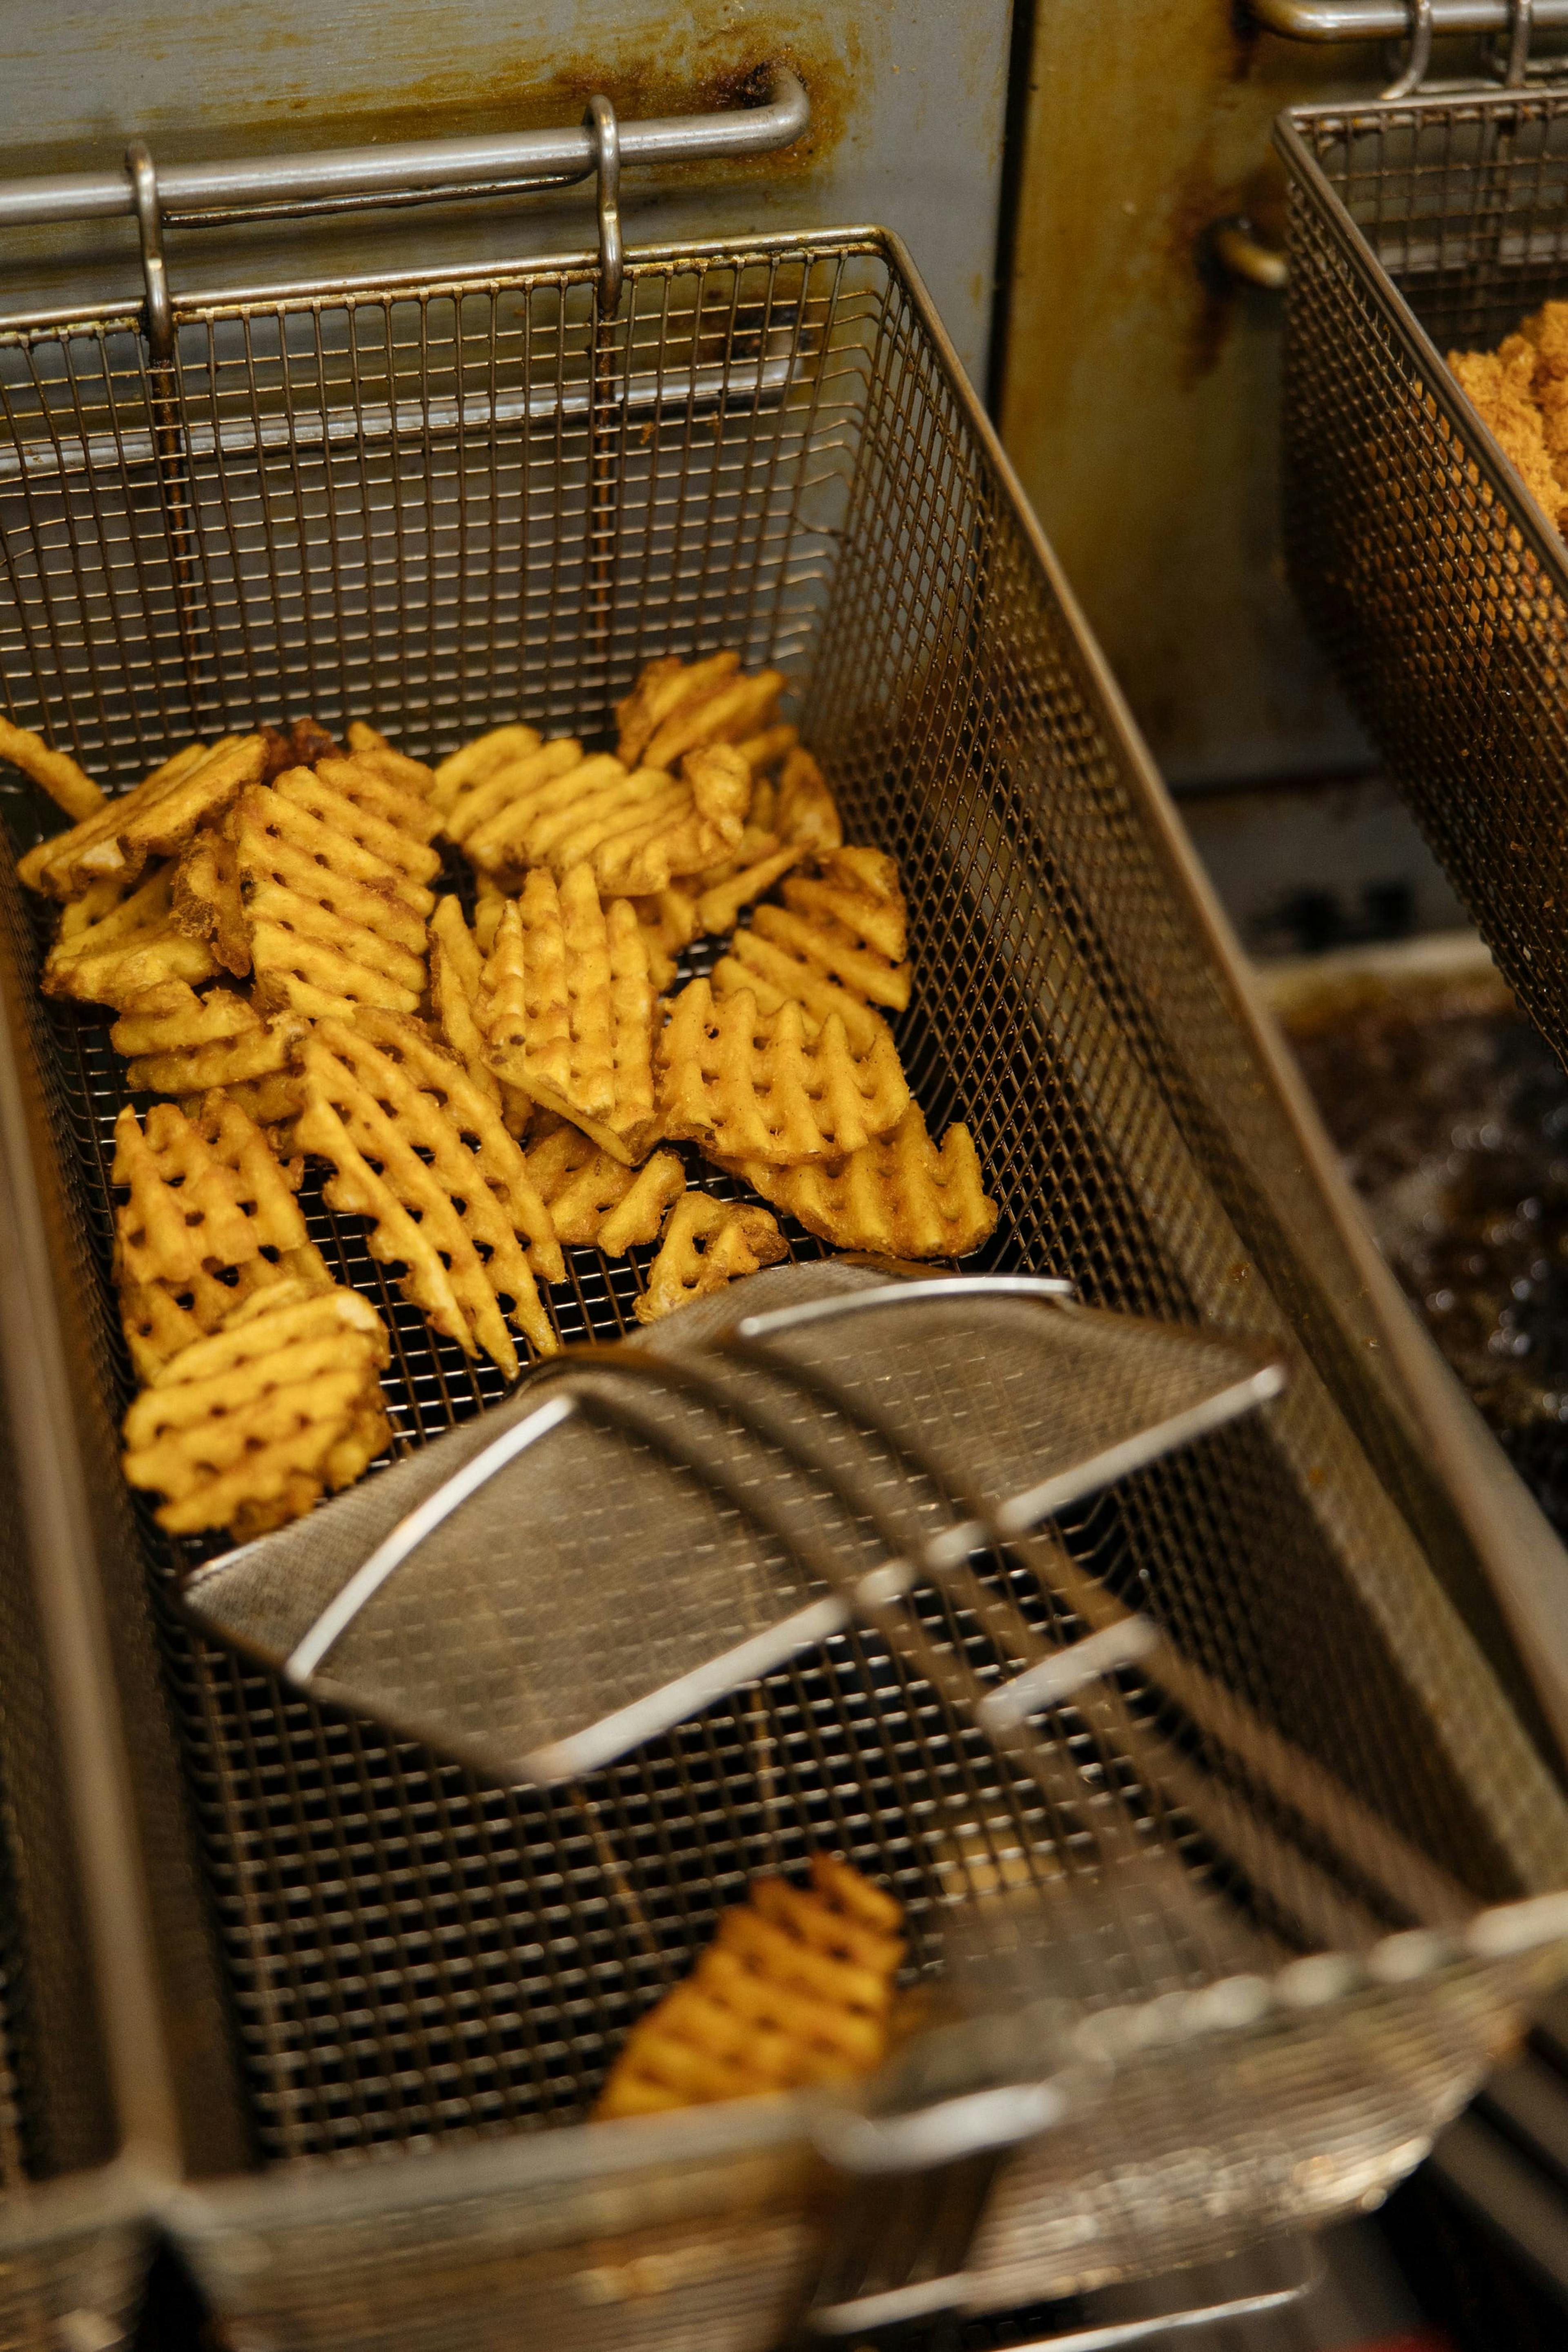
[
  {"x1": 1256, "y1": 0, "x2": 1568, "y2": 33},
  {"x1": 0, "y1": 65, "x2": 808, "y2": 231}
]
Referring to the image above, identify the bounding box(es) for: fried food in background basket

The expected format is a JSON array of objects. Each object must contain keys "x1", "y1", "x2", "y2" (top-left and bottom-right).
[
  {"x1": 5, "y1": 658, "x2": 998, "y2": 1543},
  {"x1": 1449, "y1": 301, "x2": 1568, "y2": 538},
  {"x1": 595, "y1": 1853, "x2": 905, "y2": 2117}
]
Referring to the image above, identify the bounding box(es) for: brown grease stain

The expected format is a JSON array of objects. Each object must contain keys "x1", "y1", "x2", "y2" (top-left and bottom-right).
[{"x1": 1167, "y1": 146, "x2": 1287, "y2": 388}]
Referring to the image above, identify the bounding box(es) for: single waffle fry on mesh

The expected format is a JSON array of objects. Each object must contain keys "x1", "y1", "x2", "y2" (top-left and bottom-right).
[
  {"x1": 596, "y1": 1853, "x2": 903, "y2": 2116},
  {"x1": 734, "y1": 722, "x2": 798, "y2": 778},
  {"x1": 634, "y1": 1193, "x2": 786, "y2": 1325},
  {"x1": 110, "y1": 979, "x2": 309, "y2": 1108},
  {"x1": 122, "y1": 1281, "x2": 391, "y2": 1539},
  {"x1": 111, "y1": 1092, "x2": 332, "y2": 1381},
  {"x1": 711, "y1": 929, "x2": 891, "y2": 1057},
  {"x1": 431, "y1": 723, "x2": 543, "y2": 819},
  {"x1": 445, "y1": 737, "x2": 589, "y2": 859},
  {"x1": 171, "y1": 826, "x2": 252, "y2": 977},
  {"x1": 42, "y1": 863, "x2": 219, "y2": 1006},
  {"x1": 343, "y1": 722, "x2": 438, "y2": 805},
  {"x1": 732, "y1": 846, "x2": 911, "y2": 1015},
  {"x1": 524, "y1": 1125, "x2": 685, "y2": 1253},
  {"x1": 615, "y1": 650, "x2": 739, "y2": 768},
  {"x1": 235, "y1": 782, "x2": 429, "y2": 1021},
  {"x1": 775, "y1": 748, "x2": 842, "y2": 851},
  {"x1": 726, "y1": 1101, "x2": 998, "y2": 1259},
  {"x1": 478, "y1": 871, "x2": 658, "y2": 1165},
  {"x1": 20, "y1": 737, "x2": 264, "y2": 901},
  {"x1": 0, "y1": 715, "x2": 102, "y2": 820},
  {"x1": 657, "y1": 978, "x2": 909, "y2": 1165},
  {"x1": 294, "y1": 1013, "x2": 561, "y2": 1376},
  {"x1": 274, "y1": 763, "x2": 441, "y2": 895},
  {"x1": 695, "y1": 843, "x2": 804, "y2": 939}
]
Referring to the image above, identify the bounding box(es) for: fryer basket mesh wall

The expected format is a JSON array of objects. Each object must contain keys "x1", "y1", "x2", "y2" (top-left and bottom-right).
[
  {"x1": 1, "y1": 228, "x2": 1566, "y2": 2341},
  {"x1": 1279, "y1": 94, "x2": 1568, "y2": 1075}
]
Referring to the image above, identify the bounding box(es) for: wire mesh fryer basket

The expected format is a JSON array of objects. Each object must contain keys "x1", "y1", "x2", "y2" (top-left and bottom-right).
[
  {"x1": 1278, "y1": 89, "x2": 1568, "y2": 1073},
  {"x1": 1, "y1": 220, "x2": 1568, "y2": 2349}
]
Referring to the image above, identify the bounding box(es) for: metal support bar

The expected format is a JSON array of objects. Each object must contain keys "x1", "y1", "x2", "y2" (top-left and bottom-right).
[
  {"x1": 1256, "y1": 0, "x2": 1568, "y2": 31},
  {"x1": 0, "y1": 67, "x2": 808, "y2": 231}
]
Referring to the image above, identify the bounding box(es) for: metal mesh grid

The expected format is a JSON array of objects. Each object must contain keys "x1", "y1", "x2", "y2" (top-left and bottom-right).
[
  {"x1": 1279, "y1": 94, "x2": 1568, "y2": 1071},
  {"x1": 0, "y1": 231, "x2": 1562, "y2": 2316}
]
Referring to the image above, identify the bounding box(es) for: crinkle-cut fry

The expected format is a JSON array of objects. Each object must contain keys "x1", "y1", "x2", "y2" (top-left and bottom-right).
[
  {"x1": 724, "y1": 1101, "x2": 998, "y2": 1260},
  {"x1": 429, "y1": 894, "x2": 506, "y2": 1112},
  {"x1": 122, "y1": 1284, "x2": 390, "y2": 1538},
  {"x1": 431, "y1": 723, "x2": 543, "y2": 817},
  {"x1": 295, "y1": 1014, "x2": 560, "y2": 1374},
  {"x1": 446, "y1": 737, "x2": 590, "y2": 855},
  {"x1": 524, "y1": 1125, "x2": 684, "y2": 1252},
  {"x1": 642, "y1": 668, "x2": 785, "y2": 773},
  {"x1": 711, "y1": 928, "x2": 891, "y2": 1057},
  {"x1": 615, "y1": 650, "x2": 739, "y2": 768},
  {"x1": 0, "y1": 714, "x2": 102, "y2": 819},
  {"x1": 110, "y1": 1092, "x2": 332, "y2": 1380},
  {"x1": 657, "y1": 979, "x2": 909, "y2": 1166},
  {"x1": 172, "y1": 826, "x2": 252, "y2": 977},
  {"x1": 775, "y1": 747, "x2": 842, "y2": 851},
  {"x1": 20, "y1": 737, "x2": 262, "y2": 901},
  {"x1": 633, "y1": 1192, "x2": 786, "y2": 1324},
  {"x1": 274, "y1": 763, "x2": 441, "y2": 894},
  {"x1": 696, "y1": 844, "x2": 804, "y2": 939},
  {"x1": 595, "y1": 1853, "x2": 904, "y2": 2117},
  {"x1": 478, "y1": 873, "x2": 659, "y2": 1165},
  {"x1": 734, "y1": 722, "x2": 798, "y2": 778},
  {"x1": 343, "y1": 722, "x2": 438, "y2": 805}
]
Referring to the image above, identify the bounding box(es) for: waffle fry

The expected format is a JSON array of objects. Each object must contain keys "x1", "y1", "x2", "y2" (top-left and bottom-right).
[
  {"x1": 444, "y1": 737, "x2": 588, "y2": 858},
  {"x1": 658, "y1": 979, "x2": 909, "y2": 1166},
  {"x1": 615, "y1": 652, "x2": 737, "y2": 767},
  {"x1": 343, "y1": 722, "x2": 438, "y2": 804},
  {"x1": 171, "y1": 827, "x2": 251, "y2": 978},
  {"x1": 294, "y1": 1013, "x2": 561, "y2": 1377},
  {"x1": 615, "y1": 651, "x2": 786, "y2": 771},
  {"x1": 596, "y1": 1853, "x2": 903, "y2": 2116},
  {"x1": 462, "y1": 743, "x2": 751, "y2": 898},
  {"x1": 122, "y1": 1279, "x2": 391, "y2": 1539},
  {"x1": 734, "y1": 722, "x2": 798, "y2": 778},
  {"x1": 428, "y1": 893, "x2": 533, "y2": 1134},
  {"x1": 628, "y1": 884, "x2": 698, "y2": 991},
  {"x1": 723, "y1": 1102, "x2": 998, "y2": 1259},
  {"x1": 42, "y1": 863, "x2": 220, "y2": 1007},
  {"x1": 111, "y1": 1092, "x2": 332, "y2": 1382},
  {"x1": 431, "y1": 723, "x2": 543, "y2": 820},
  {"x1": 774, "y1": 747, "x2": 842, "y2": 851},
  {"x1": 0, "y1": 715, "x2": 102, "y2": 820},
  {"x1": 276, "y1": 762, "x2": 442, "y2": 893},
  {"x1": 728, "y1": 847, "x2": 912, "y2": 1022},
  {"x1": 524, "y1": 1125, "x2": 686, "y2": 1253},
  {"x1": 234, "y1": 781, "x2": 430, "y2": 1021},
  {"x1": 711, "y1": 931, "x2": 890, "y2": 1058},
  {"x1": 695, "y1": 843, "x2": 803, "y2": 939},
  {"x1": 633, "y1": 1192, "x2": 786, "y2": 1324},
  {"x1": 260, "y1": 717, "x2": 339, "y2": 778},
  {"x1": 473, "y1": 872, "x2": 509, "y2": 957},
  {"x1": 477, "y1": 871, "x2": 659, "y2": 1165},
  {"x1": 20, "y1": 735, "x2": 266, "y2": 901},
  {"x1": 109, "y1": 980, "x2": 307, "y2": 1114}
]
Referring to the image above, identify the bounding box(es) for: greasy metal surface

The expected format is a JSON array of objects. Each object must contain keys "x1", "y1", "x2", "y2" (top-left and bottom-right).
[
  {"x1": 1278, "y1": 91, "x2": 1568, "y2": 1078},
  {"x1": 996, "y1": 1, "x2": 1382, "y2": 788},
  {"x1": 1, "y1": 225, "x2": 1567, "y2": 2343},
  {"x1": 0, "y1": 1, "x2": 1009, "y2": 386}
]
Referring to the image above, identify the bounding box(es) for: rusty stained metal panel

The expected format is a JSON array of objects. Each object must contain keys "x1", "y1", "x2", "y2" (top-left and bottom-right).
[
  {"x1": 0, "y1": 0, "x2": 1010, "y2": 385},
  {"x1": 1000, "y1": 0, "x2": 1386, "y2": 788}
]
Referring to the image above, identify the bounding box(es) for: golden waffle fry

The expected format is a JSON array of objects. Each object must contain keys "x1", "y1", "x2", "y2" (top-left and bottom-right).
[
  {"x1": 171, "y1": 826, "x2": 251, "y2": 978},
  {"x1": 42, "y1": 863, "x2": 220, "y2": 1007},
  {"x1": 431, "y1": 723, "x2": 543, "y2": 819},
  {"x1": 724, "y1": 1101, "x2": 998, "y2": 1259},
  {"x1": 21, "y1": 735, "x2": 267, "y2": 901},
  {"x1": 695, "y1": 843, "x2": 803, "y2": 939},
  {"x1": 294, "y1": 1012, "x2": 561, "y2": 1376},
  {"x1": 463, "y1": 743, "x2": 751, "y2": 898},
  {"x1": 0, "y1": 714, "x2": 102, "y2": 820},
  {"x1": 774, "y1": 747, "x2": 842, "y2": 850},
  {"x1": 445, "y1": 737, "x2": 588, "y2": 859},
  {"x1": 658, "y1": 979, "x2": 909, "y2": 1166},
  {"x1": 524, "y1": 1125, "x2": 686, "y2": 1254},
  {"x1": 122, "y1": 1280, "x2": 391, "y2": 1539},
  {"x1": 274, "y1": 763, "x2": 441, "y2": 896},
  {"x1": 628, "y1": 884, "x2": 699, "y2": 991},
  {"x1": 711, "y1": 929, "x2": 890, "y2": 1057},
  {"x1": 261, "y1": 716, "x2": 339, "y2": 778},
  {"x1": 641, "y1": 668, "x2": 786, "y2": 773},
  {"x1": 734, "y1": 722, "x2": 798, "y2": 778},
  {"x1": 596, "y1": 1853, "x2": 904, "y2": 2116},
  {"x1": 728, "y1": 847, "x2": 911, "y2": 1018},
  {"x1": 633, "y1": 1192, "x2": 786, "y2": 1325},
  {"x1": 615, "y1": 650, "x2": 739, "y2": 768},
  {"x1": 234, "y1": 782, "x2": 430, "y2": 1021},
  {"x1": 111, "y1": 1092, "x2": 332, "y2": 1381},
  {"x1": 429, "y1": 896, "x2": 535, "y2": 1138},
  {"x1": 477, "y1": 871, "x2": 659, "y2": 1165},
  {"x1": 472, "y1": 872, "x2": 509, "y2": 957},
  {"x1": 343, "y1": 722, "x2": 438, "y2": 804},
  {"x1": 109, "y1": 979, "x2": 308, "y2": 1109}
]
